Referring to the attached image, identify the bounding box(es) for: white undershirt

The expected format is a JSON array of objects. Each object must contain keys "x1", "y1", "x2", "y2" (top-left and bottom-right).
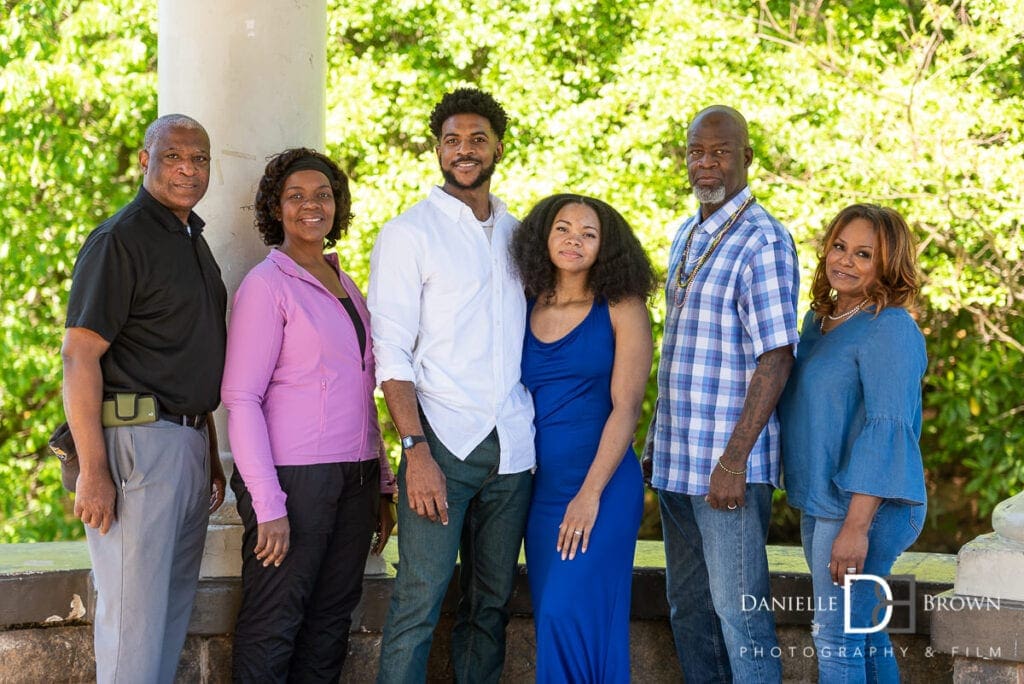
[{"x1": 479, "y1": 211, "x2": 495, "y2": 243}]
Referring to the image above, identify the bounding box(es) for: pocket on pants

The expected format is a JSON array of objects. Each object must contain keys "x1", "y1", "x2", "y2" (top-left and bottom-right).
[
  {"x1": 908, "y1": 503, "x2": 925, "y2": 536},
  {"x1": 106, "y1": 426, "x2": 137, "y2": 485}
]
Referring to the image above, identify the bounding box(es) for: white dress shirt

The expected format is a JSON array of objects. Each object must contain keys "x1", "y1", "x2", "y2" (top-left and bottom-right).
[{"x1": 368, "y1": 186, "x2": 535, "y2": 473}]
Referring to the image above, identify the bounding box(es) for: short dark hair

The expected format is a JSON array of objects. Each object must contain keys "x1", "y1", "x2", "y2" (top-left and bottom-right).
[
  {"x1": 429, "y1": 88, "x2": 508, "y2": 140},
  {"x1": 511, "y1": 194, "x2": 656, "y2": 303},
  {"x1": 254, "y1": 148, "x2": 352, "y2": 248}
]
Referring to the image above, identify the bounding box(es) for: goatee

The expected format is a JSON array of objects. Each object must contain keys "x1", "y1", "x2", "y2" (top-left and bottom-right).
[
  {"x1": 693, "y1": 183, "x2": 726, "y2": 205},
  {"x1": 442, "y1": 158, "x2": 497, "y2": 190}
]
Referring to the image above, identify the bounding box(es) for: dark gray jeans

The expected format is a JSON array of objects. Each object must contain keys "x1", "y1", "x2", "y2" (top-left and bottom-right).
[{"x1": 377, "y1": 423, "x2": 532, "y2": 684}]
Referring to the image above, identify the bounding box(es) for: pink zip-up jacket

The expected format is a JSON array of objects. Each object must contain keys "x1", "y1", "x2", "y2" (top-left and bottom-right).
[{"x1": 222, "y1": 248, "x2": 395, "y2": 523}]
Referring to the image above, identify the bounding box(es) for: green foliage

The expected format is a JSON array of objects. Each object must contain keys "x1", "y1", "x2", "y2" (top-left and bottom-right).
[
  {"x1": 1, "y1": 0, "x2": 1021, "y2": 548},
  {"x1": 326, "y1": 0, "x2": 1024, "y2": 542},
  {"x1": 0, "y1": 0, "x2": 156, "y2": 541},
  {"x1": 923, "y1": 312, "x2": 1024, "y2": 512}
]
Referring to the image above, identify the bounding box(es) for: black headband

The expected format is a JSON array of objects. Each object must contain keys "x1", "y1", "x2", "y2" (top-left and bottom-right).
[{"x1": 282, "y1": 156, "x2": 337, "y2": 183}]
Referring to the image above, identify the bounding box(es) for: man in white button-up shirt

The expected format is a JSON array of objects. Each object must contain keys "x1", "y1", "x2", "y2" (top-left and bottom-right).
[{"x1": 369, "y1": 88, "x2": 535, "y2": 683}]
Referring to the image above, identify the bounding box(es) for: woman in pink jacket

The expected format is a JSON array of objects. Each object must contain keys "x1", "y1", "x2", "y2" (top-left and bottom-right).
[{"x1": 222, "y1": 148, "x2": 395, "y2": 682}]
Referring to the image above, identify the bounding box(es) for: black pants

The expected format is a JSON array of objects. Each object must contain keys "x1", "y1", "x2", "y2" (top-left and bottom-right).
[{"x1": 231, "y1": 459, "x2": 380, "y2": 683}]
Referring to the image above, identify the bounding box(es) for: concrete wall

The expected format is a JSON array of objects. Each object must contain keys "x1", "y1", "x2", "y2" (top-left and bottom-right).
[{"x1": 0, "y1": 542, "x2": 956, "y2": 683}]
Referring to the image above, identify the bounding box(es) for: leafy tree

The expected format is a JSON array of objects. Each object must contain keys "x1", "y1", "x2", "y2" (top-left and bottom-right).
[
  {"x1": 325, "y1": 0, "x2": 1023, "y2": 549},
  {"x1": 0, "y1": 0, "x2": 156, "y2": 541},
  {"x1": 1, "y1": 0, "x2": 1021, "y2": 551}
]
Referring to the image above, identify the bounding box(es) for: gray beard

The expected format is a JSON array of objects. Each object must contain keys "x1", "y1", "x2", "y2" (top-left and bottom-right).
[{"x1": 693, "y1": 184, "x2": 726, "y2": 205}]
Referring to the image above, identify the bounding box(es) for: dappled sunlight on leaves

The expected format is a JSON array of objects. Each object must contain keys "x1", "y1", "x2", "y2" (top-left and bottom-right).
[{"x1": 2, "y1": 0, "x2": 1021, "y2": 545}]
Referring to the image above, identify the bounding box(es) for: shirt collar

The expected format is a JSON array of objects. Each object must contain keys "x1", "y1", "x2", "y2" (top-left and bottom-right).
[
  {"x1": 695, "y1": 185, "x2": 752, "y2": 235},
  {"x1": 427, "y1": 186, "x2": 507, "y2": 224},
  {"x1": 137, "y1": 186, "x2": 206, "y2": 236},
  {"x1": 268, "y1": 247, "x2": 340, "y2": 279}
]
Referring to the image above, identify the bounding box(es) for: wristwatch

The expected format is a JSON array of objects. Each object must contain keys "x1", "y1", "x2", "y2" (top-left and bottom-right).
[{"x1": 401, "y1": 434, "x2": 427, "y2": 450}]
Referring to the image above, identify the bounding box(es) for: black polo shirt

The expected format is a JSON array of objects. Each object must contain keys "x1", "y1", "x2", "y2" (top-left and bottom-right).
[{"x1": 66, "y1": 186, "x2": 227, "y2": 415}]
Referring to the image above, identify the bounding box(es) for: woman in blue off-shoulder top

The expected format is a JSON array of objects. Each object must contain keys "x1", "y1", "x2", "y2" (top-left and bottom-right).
[{"x1": 779, "y1": 204, "x2": 927, "y2": 683}]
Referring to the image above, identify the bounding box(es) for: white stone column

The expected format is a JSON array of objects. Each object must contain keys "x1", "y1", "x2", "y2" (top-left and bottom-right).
[{"x1": 157, "y1": 0, "x2": 327, "y2": 577}]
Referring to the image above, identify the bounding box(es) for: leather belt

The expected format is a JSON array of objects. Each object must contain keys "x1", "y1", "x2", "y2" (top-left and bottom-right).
[{"x1": 159, "y1": 411, "x2": 207, "y2": 430}]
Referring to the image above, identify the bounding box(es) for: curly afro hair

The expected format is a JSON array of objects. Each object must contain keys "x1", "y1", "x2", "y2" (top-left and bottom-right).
[
  {"x1": 511, "y1": 194, "x2": 656, "y2": 304},
  {"x1": 429, "y1": 88, "x2": 508, "y2": 141},
  {"x1": 254, "y1": 148, "x2": 353, "y2": 248}
]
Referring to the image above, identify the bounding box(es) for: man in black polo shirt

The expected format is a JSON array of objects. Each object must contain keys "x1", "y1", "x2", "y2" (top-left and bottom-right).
[{"x1": 61, "y1": 114, "x2": 227, "y2": 683}]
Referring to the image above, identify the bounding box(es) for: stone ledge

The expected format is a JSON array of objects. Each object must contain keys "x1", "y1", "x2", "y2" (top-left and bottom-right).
[
  {"x1": 0, "y1": 570, "x2": 90, "y2": 627},
  {"x1": 0, "y1": 540, "x2": 957, "y2": 683},
  {"x1": 0, "y1": 617, "x2": 954, "y2": 683},
  {"x1": 930, "y1": 589, "x2": 1024, "y2": 662},
  {"x1": 953, "y1": 532, "x2": 1024, "y2": 602},
  {"x1": 0, "y1": 541, "x2": 956, "y2": 635},
  {"x1": 0, "y1": 542, "x2": 91, "y2": 627},
  {"x1": 198, "y1": 524, "x2": 243, "y2": 579},
  {"x1": 951, "y1": 657, "x2": 1024, "y2": 683}
]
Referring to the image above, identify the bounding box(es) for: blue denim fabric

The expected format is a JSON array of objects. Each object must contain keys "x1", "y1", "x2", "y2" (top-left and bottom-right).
[
  {"x1": 377, "y1": 424, "x2": 532, "y2": 684},
  {"x1": 659, "y1": 484, "x2": 782, "y2": 683},
  {"x1": 800, "y1": 501, "x2": 924, "y2": 683}
]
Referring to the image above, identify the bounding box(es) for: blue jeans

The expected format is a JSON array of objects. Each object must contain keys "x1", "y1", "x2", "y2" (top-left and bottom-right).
[
  {"x1": 659, "y1": 484, "x2": 781, "y2": 683},
  {"x1": 377, "y1": 423, "x2": 532, "y2": 684},
  {"x1": 801, "y1": 502, "x2": 925, "y2": 684}
]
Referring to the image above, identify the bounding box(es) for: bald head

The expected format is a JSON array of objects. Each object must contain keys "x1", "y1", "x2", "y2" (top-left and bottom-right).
[
  {"x1": 690, "y1": 106, "x2": 749, "y2": 146},
  {"x1": 686, "y1": 105, "x2": 753, "y2": 217}
]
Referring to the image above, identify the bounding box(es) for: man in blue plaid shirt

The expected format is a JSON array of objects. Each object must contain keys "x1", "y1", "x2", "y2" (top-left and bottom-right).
[{"x1": 648, "y1": 106, "x2": 799, "y2": 683}]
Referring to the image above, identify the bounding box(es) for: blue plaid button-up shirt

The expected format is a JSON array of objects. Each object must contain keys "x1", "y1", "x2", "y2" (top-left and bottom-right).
[{"x1": 651, "y1": 187, "x2": 799, "y2": 495}]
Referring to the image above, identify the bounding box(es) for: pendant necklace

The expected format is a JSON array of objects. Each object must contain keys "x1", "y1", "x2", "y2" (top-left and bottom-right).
[{"x1": 673, "y1": 195, "x2": 755, "y2": 310}]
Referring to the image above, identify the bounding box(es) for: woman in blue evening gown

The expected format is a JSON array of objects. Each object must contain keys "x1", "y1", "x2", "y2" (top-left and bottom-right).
[{"x1": 511, "y1": 194, "x2": 656, "y2": 683}]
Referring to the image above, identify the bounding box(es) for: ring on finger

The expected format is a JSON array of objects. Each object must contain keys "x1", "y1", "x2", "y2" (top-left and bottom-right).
[
  {"x1": 846, "y1": 567, "x2": 857, "y2": 573},
  {"x1": 572, "y1": 530, "x2": 582, "y2": 536},
  {"x1": 727, "y1": 503, "x2": 737, "y2": 510}
]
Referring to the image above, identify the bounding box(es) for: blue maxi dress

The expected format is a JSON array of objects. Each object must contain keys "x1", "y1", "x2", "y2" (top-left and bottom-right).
[{"x1": 521, "y1": 298, "x2": 644, "y2": 683}]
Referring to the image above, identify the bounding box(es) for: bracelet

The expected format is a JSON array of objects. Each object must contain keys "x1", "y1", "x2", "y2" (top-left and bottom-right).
[{"x1": 717, "y1": 459, "x2": 747, "y2": 476}]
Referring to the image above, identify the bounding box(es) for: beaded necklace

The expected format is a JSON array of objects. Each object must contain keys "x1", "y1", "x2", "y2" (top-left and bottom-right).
[
  {"x1": 818, "y1": 299, "x2": 868, "y2": 334},
  {"x1": 673, "y1": 195, "x2": 755, "y2": 309}
]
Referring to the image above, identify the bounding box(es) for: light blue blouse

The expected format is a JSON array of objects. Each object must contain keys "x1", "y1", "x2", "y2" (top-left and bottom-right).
[{"x1": 779, "y1": 306, "x2": 927, "y2": 518}]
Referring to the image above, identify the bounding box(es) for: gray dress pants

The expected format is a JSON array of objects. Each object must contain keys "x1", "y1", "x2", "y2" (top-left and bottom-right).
[{"x1": 86, "y1": 419, "x2": 210, "y2": 684}]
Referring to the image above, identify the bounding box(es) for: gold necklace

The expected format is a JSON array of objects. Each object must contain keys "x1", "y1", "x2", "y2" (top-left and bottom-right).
[{"x1": 673, "y1": 195, "x2": 755, "y2": 309}]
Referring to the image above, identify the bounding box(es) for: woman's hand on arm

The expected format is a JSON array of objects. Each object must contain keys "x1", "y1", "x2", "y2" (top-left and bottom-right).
[{"x1": 831, "y1": 493, "x2": 882, "y2": 584}]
